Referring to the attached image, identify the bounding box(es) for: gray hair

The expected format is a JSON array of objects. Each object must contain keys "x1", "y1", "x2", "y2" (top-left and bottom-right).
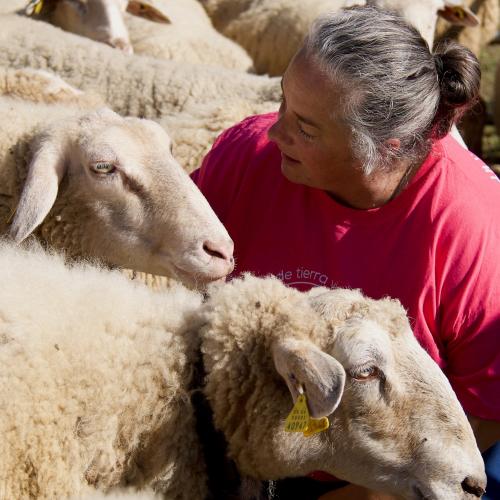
[{"x1": 303, "y1": 6, "x2": 480, "y2": 174}]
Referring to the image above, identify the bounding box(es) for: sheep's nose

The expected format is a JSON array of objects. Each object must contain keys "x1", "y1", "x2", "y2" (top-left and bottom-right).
[
  {"x1": 461, "y1": 476, "x2": 486, "y2": 497},
  {"x1": 203, "y1": 239, "x2": 234, "y2": 267},
  {"x1": 109, "y1": 38, "x2": 133, "y2": 54}
]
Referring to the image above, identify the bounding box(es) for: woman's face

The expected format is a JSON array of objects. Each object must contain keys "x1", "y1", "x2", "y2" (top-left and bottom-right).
[{"x1": 268, "y1": 51, "x2": 365, "y2": 201}]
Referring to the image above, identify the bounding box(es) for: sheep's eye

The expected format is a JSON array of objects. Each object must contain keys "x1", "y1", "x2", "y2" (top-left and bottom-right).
[
  {"x1": 91, "y1": 162, "x2": 116, "y2": 175},
  {"x1": 351, "y1": 365, "x2": 380, "y2": 382}
]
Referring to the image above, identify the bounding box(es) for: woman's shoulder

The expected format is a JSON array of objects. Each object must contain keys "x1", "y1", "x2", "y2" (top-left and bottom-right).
[{"x1": 211, "y1": 112, "x2": 278, "y2": 153}]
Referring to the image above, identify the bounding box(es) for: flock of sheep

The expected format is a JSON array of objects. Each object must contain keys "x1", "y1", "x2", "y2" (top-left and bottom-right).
[{"x1": 0, "y1": 0, "x2": 497, "y2": 499}]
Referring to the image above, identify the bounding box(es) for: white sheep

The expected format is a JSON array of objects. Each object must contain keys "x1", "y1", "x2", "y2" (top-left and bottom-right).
[
  {"x1": 201, "y1": 275, "x2": 486, "y2": 499},
  {"x1": 125, "y1": 0, "x2": 254, "y2": 71},
  {"x1": 0, "y1": 66, "x2": 104, "y2": 106},
  {"x1": 0, "y1": 96, "x2": 234, "y2": 287},
  {"x1": 0, "y1": 14, "x2": 280, "y2": 119},
  {"x1": 200, "y1": 0, "x2": 480, "y2": 76},
  {"x1": 22, "y1": 0, "x2": 253, "y2": 71},
  {"x1": 0, "y1": 243, "x2": 486, "y2": 499},
  {"x1": 0, "y1": 241, "x2": 207, "y2": 500}
]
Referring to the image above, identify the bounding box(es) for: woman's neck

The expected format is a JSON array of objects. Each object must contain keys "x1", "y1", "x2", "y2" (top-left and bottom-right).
[{"x1": 327, "y1": 160, "x2": 418, "y2": 210}]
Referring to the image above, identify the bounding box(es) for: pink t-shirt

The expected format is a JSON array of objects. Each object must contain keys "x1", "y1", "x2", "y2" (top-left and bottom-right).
[{"x1": 192, "y1": 112, "x2": 500, "y2": 420}]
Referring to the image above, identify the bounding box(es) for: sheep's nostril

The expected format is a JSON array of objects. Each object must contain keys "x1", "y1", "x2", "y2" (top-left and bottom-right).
[
  {"x1": 203, "y1": 243, "x2": 224, "y2": 260},
  {"x1": 202, "y1": 241, "x2": 233, "y2": 264},
  {"x1": 461, "y1": 476, "x2": 486, "y2": 497}
]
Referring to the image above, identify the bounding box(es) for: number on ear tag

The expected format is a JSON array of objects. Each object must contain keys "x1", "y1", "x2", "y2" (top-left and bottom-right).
[
  {"x1": 285, "y1": 394, "x2": 309, "y2": 432},
  {"x1": 285, "y1": 393, "x2": 330, "y2": 436}
]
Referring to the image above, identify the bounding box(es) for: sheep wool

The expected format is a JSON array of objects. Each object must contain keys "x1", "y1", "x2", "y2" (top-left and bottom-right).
[
  {"x1": 0, "y1": 14, "x2": 280, "y2": 120},
  {"x1": 125, "y1": 0, "x2": 254, "y2": 71},
  {"x1": 0, "y1": 242, "x2": 206, "y2": 500}
]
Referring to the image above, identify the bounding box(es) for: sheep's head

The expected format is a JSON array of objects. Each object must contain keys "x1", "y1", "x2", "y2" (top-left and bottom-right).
[
  {"x1": 9, "y1": 107, "x2": 234, "y2": 286},
  {"x1": 201, "y1": 276, "x2": 485, "y2": 499},
  {"x1": 28, "y1": 0, "x2": 170, "y2": 53}
]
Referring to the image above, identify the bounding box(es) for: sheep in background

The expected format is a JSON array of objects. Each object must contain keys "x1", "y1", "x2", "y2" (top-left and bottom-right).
[
  {"x1": 23, "y1": 0, "x2": 254, "y2": 71},
  {"x1": 435, "y1": 0, "x2": 499, "y2": 56},
  {"x1": 0, "y1": 96, "x2": 234, "y2": 287},
  {"x1": 0, "y1": 244, "x2": 486, "y2": 499},
  {"x1": 0, "y1": 14, "x2": 279, "y2": 119},
  {"x1": 124, "y1": 0, "x2": 254, "y2": 71},
  {"x1": 199, "y1": 0, "x2": 479, "y2": 76},
  {"x1": 0, "y1": 66, "x2": 104, "y2": 106},
  {"x1": 435, "y1": 0, "x2": 499, "y2": 156}
]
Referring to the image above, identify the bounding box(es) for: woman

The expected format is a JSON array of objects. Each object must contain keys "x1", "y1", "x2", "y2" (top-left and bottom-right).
[{"x1": 192, "y1": 6, "x2": 500, "y2": 499}]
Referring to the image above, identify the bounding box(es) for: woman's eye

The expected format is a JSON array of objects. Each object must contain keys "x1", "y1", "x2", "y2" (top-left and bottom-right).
[
  {"x1": 351, "y1": 366, "x2": 380, "y2": 381},
  {"x1": 91, "y1": 162, "x2": 116, "y2": 175},
  {"x1": 298, "y1": 126, "x2": 314, "y2": 140}
]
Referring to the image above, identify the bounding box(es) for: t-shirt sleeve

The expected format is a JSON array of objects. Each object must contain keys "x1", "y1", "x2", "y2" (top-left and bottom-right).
[{"x1": 439, "y1": 203, "x2": 500, "y2": 420}]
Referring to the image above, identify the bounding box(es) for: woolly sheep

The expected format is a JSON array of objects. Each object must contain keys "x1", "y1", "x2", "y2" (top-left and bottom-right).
[
  {"x1": 200, "y1": 0, "x2": 479, "y2": 76},
  {"x1": 0, "y1": 241, "x2": 207, "y2": 500},
  {"x1": 201, "y1": 275, "x2": 486, "y2": 499},
  {"x1": 0, "y1": 96, "x2": 234, "y2": 286},
  {"x1": 0, "y1": 242, "x2": 486, "y2": 499},
  {"x1": 125, "y1": 0, "x2": 254, "y2": 71},
  {"x1": 26, "y1": 0, "x2": 253, "y2": 71},
  {"x1": 0, "y1": 14, "x2": 280, "y2": 119},
  {"x1": 0, "y1": 66, "x2": 104, "y2": 106}
]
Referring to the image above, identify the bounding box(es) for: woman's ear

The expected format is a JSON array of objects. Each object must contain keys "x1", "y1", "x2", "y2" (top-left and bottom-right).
[{"x1": 385, "y1": 138, "x2": 401, "y2": 151}]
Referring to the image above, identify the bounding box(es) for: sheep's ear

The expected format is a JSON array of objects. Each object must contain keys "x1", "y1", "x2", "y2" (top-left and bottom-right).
[
  {"x1": 438, "y1": 4, "x2": 479, "y2": 27},
  {"x1": 272, "y1": 338, "x2": 345, "y2": 418},
  {"x1": 126, "y1": 1, "x2": 171, "y2": 23},
  {"x1": 9, "y1": 141, "x2": 67, "y2": 243}
]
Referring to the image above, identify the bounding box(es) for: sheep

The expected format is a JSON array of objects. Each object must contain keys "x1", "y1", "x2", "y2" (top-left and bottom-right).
[
  {"x1": 0, "y1": 14, "x2": 280, "y2": 119},
  {"x1": 124, "y1": 0, "x2": 254, "y2": 71},
  {"x1": 201, "y1": 275, "x2": 487, "y2": 499},
  {"x1": 0, "y1": 66, "x2": 104, "y2": 107},
  {"x1": 0, "y1": 66, "x2": 254, "y2": 174},
  {"x1": 0, "y1": 241, "x2": 207, "y2": 500},
  {"x1": 0, "y1": 242, "x2": 486, "y2": 499},
  {"x1": 24, "y1": 0, "x2": 254, "y2": 71},
  {"x1": 434, "y1": 0, "x2": 498, "y2": 155},
  {"x1": 0, "y1": 96, "x2": 234, "y2": 287},
  {"x1": 434, "y1": 0, "x2": 499, "y2": 56},
  {"x1": 199, "y1": 0, "x2": 479, "y2": 76}
]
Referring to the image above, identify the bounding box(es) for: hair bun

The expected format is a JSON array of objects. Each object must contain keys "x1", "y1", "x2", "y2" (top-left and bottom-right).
[
  {"x1": 433, "y1": 41, "x2": 479, "y2": 108},
  {"x1": 431, "y1": 40, "x2": 480, "y2": 139}
]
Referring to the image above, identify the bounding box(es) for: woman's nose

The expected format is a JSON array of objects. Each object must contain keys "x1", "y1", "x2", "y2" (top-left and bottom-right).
[{"x1": 268, "y1": 116, "x2": 293, "y2": 146}]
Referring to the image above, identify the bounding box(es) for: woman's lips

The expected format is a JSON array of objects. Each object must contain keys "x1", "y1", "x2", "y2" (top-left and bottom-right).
[{"x1": 281, "y1": 152, "x2": 300, "y2": 164}]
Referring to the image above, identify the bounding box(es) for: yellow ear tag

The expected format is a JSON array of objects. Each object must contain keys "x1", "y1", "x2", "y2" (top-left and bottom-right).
[
  {"x1": 451, "y1": 6, "x2": 465, "y2": 20},
  {"x1": 303, "y1": 416, "x2": 330, "y2": 437},
  {"x1": 284, "y1": 392, "x2": 330, "y2": 437},
  {"x1": 25, "y1": 0, "x2": 43, "y2": 16},
  {"x1": 285, "y1": 394, "x2": 310, "y2": 433}
]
